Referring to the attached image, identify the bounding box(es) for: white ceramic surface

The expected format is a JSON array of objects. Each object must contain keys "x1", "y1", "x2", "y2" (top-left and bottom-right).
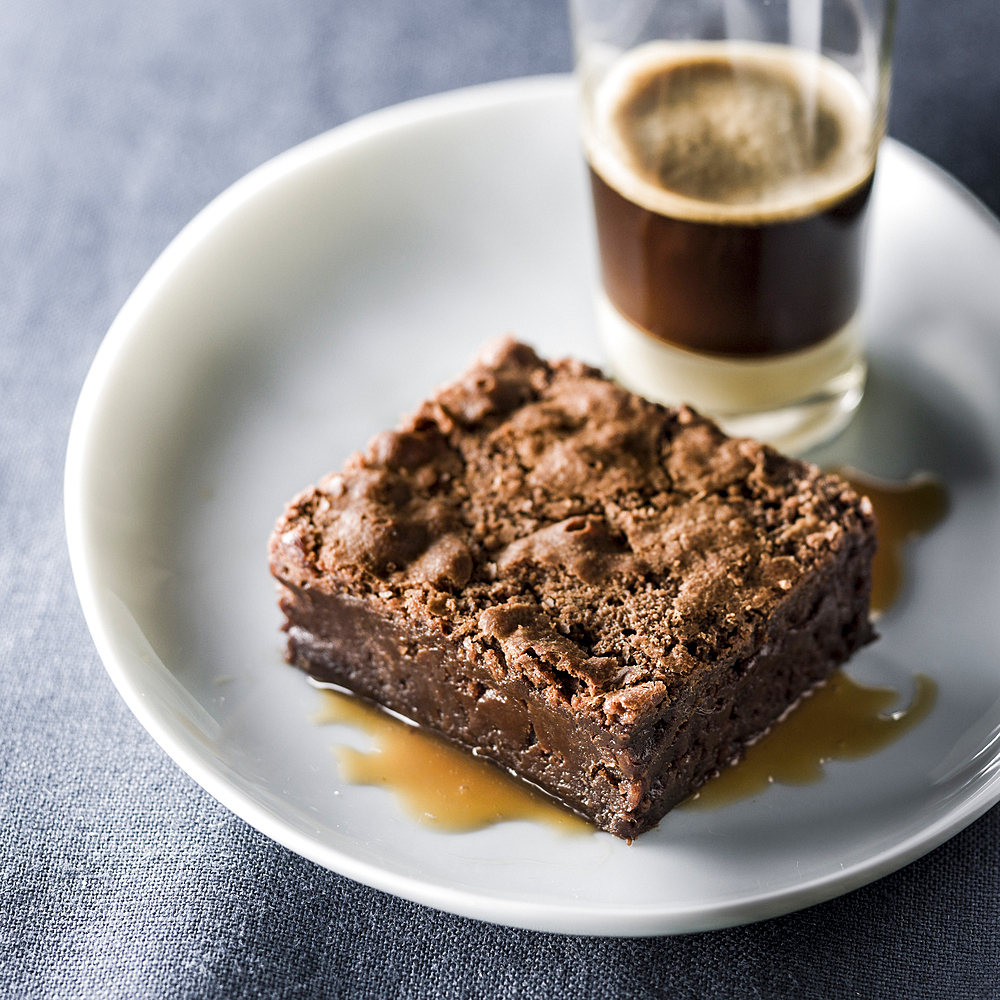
[{"x1": 65, "y1": 76, "x2": 1000, "y2": 936}]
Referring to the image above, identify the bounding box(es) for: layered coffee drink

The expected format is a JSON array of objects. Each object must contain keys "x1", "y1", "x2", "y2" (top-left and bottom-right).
[{"x1": 581, "y1": 41, "x2": 880, "y2": 449}]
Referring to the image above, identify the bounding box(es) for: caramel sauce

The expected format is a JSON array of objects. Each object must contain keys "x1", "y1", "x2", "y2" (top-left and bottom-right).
[
  {"x1": 837, "y1": 469, "x2": 949, "y2": 616},
  {"x1": 684, "y1": 671, "x2": 938, "y2": 808},
  {"x1": 312, "y1": 470, "x2": 947, "y2": 827},
  {"x1": 312, "y1": 690, "x2": 590, "y2": 834}
]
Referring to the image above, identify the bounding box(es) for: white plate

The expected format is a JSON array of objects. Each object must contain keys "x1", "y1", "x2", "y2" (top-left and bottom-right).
[{"x1": 65, "y1": 76, "x2": 1000, "y2": 936}]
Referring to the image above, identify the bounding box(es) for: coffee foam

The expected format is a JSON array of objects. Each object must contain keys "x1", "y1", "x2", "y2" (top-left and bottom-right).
[{"x1": 585, "y1": 41, "x2": 876, "y2": 225}]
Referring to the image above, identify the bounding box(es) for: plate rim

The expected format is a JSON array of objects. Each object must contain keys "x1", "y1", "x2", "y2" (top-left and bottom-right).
[{"x1": 64, "y1": 73, "x2": 1000, "y2": 936}]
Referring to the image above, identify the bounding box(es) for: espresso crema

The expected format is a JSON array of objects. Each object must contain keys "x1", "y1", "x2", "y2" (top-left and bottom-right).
[{"x1": 585, "y1": 42, "x2": 878, "y2": 357}]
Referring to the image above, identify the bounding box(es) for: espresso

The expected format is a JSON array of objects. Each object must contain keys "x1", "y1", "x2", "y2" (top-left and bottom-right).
[{"x1": 586, "y1": 42, "x2": 877, "y2": 357}]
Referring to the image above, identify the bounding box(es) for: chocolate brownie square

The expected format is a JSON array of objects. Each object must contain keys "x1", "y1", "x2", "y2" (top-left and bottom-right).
[{"x1": 269, "y1": 338, "x2": 875, "y2": 838}]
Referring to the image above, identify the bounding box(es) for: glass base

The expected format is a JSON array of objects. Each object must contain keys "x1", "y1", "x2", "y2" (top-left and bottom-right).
[{"x1": 595, "y1": 292, "x2": 866, "y2": 454}]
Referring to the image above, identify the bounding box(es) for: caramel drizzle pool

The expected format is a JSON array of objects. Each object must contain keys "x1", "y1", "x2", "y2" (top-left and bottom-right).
[
  {"x1": 838, "y1": 468, "x2": 949, "y2": 617},
  {"x1": 312, "y1": 470, "x2": 947, "y2": 830},
  {"x1": 311, "y1": 689, "x2": 589, "y2": 834},
  {"x1": 682, "y1": 671, "x2": 937, "y2": 808}
]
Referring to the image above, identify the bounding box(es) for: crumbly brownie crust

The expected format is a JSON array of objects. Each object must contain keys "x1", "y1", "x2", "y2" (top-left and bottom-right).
[{"x1": 270, "y1": 338, "x2": 876, "y2": 838}]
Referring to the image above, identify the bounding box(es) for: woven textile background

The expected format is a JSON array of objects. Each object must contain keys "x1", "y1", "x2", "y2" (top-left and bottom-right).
[{"x1": 2, "y1": 1, "x2": 999, "y2": 996}]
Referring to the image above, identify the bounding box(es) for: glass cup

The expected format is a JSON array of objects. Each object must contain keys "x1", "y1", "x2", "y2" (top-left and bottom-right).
[{"x1": 569, "y1": 0, "x2": 895, "y2": 453}]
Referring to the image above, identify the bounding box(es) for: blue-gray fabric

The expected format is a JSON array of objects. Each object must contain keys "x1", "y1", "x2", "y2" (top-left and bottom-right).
[{"x1": 2, "y1": 1, "x2": 999, "y2": 996}]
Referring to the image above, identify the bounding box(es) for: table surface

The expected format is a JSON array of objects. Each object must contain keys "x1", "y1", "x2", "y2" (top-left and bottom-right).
[{"x1": 3, "y1": 1, "x2": 999, "y2": 997}]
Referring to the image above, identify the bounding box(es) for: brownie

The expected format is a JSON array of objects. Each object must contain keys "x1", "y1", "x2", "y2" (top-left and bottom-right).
[{"x1": 269, "y1": 338, "x2": 876, "y2": 839}]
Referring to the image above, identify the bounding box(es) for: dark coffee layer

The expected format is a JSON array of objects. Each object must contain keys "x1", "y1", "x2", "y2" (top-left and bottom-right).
[
  {"x1": 270, "y1": 339, "x2": 877, "y2": 837},
  {"x1": 586, "y1": 43, "x2": 876, "y2": 356},
  {"x1": 591, "y1": 165, "x2": 873, "y2": 356}
]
